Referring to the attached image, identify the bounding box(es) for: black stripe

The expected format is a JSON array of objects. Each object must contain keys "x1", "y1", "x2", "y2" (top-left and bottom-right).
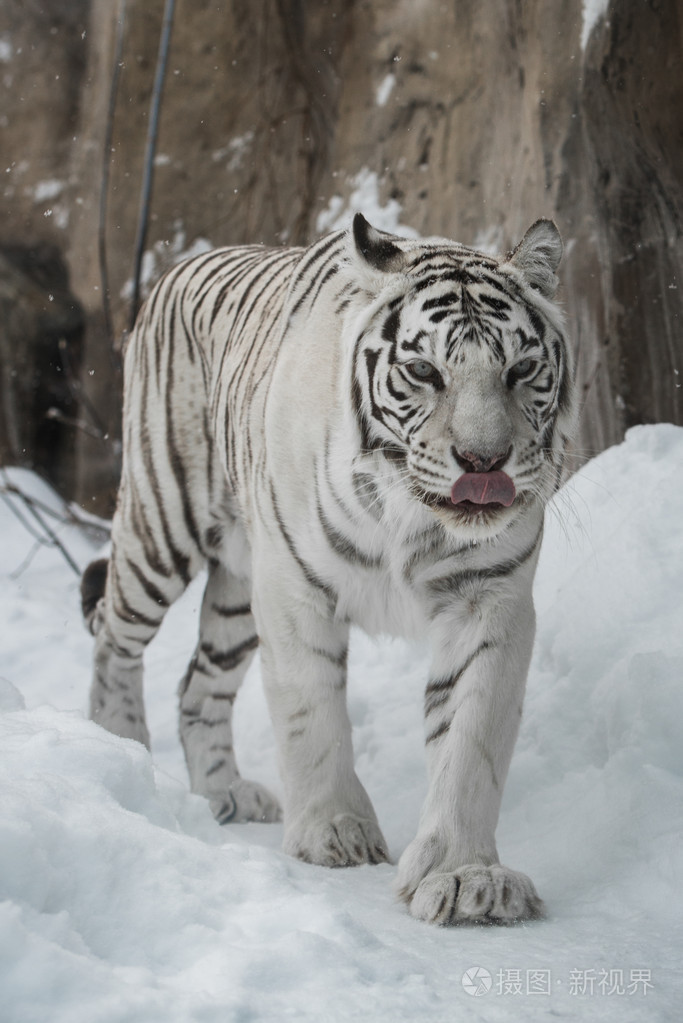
[
  {"x1": 177, "y1": 284, "x2": 196, "y2": 365},
  {"x1": 516, "y1": 327, "x2": 541, "y2": 352},
  {"x1": 381, "y1": 307, "x2": 401, "y2": 349},
  {"x1": 428, "y1": 309, "x2": 451, "y2": 324},
  {"x1": 408, "y1": 250, "x2": 477, "y2": 273},
  {"x1": 185, "y1": 716, "x2": 230, "y2": 728},
  {"x1": 306, "y1": 643, "x2": 348, "y2": 668},
  {"x1": 421, "y1": 291, "x2": 460, "y2": 311},
  {"x1": 268, "y1": 481, "x2": 338, "y2": 606},
  {"x1": 208, "y1": 250, "x2": 273, "y2": 330},
  {"x1": 200, "y1": 634, "x2": 259, "y2": 672},
  {"x1": 233, "y1": 250, "x2": 297, "y2": 335},
  {"x1": 351, "y1": 370, "x2": 373, "y2": 452},
  {"x1": 426, "y1": 719, "x2": 451, "y2": 744},
  {"x1": 288, "y1": 233, "x2": 344, "y2": 313},
  {"x1": 211, "y1": 602, "x2": 252, "y2": 618},
  {"x1": 400, "y1": 329, "x2": 428, "y2": 353},
  {"x1": 108, "y1": 635, "x2": 141, "y2": 660},
  {"x1": 351, "y1": 470, "x2": 383, "y2": 520},
  {"x1": 239, "y1": 275, "x2": 294, "y2": 404},
  {"x1": 478, "y1": 293, "x2": 512, "y2": 319},
  {"x1": 385, "y1": 372, "x2": 409, "y2": 402},
  {"x1": 164, "y1": 301, "x2": 205, "y2": 554},
  {"x1": 288, "y1": 242, "x2": 344, "y2": 318},
  {"x1": 306, "y1": 262, "x2": 340, "y2": 313},
  {"x1": 379, "y1": 443, "x2": 407, "y2": 465},
  {"x1": 125, "y1": 557, "x2": 170, "y2": 610},
  {"x1": 222, "y1": 254, "x2": 297, "y2": 403},
  {"x1": 427, "y1": 528, "x2": 542, "y2": 615},
  {"x1": 129, "y1": 485, "x2": 172, "y2": 579},
  {"x1": 363, "y1": 348, "x2": 384, "y2": 441},
  {"x1": 412, "y1": 273, "x2": 444, "y2": 293},
  {"x1": 111, "y1": 575, "x2": 161, "y2": 630},
  {"x1": 137, "y1": 342, "x2": 192, "y2": 585},
  {"x1": 321, "y1": 430, "x2": 357, "y2": 525},
  {"x1": 189, "y1": 249, "x2": 242, "y2": 307},
  {"x1": 424, "y1": 641, "x2": 493, "y2": 715},
  {"x1": 524, "y1": 302, "x2": 547, "y2": 341},
  {"x1": 315, "y1": 482, "x2": 382, "y2": 569},
  {"x1": 401, "y1": 526, "x2": 449, "y2": 582}
]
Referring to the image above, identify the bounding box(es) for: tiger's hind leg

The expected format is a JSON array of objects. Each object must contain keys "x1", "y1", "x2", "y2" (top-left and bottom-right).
[
  {"x1": 178, "y1": 560, "x2": 281, "y2": 824},
  {"x1": 84, "y1": 537, "x2": 190, "y2": 749}
]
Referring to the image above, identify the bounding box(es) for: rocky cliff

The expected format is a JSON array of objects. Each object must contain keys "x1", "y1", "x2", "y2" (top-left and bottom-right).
[{"x1": 1, "y1": 0, "x2": 681, "y2": 509}]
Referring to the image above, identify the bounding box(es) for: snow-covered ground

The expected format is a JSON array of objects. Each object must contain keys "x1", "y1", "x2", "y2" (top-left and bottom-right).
[{"x1": 1, "y1": 424, "x2": 682, "y2": 1022}]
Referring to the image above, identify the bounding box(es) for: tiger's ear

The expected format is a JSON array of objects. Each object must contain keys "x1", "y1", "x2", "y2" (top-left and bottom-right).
[
  {"x1": 506, "y1": 219, "x2": 563, "y2": 299},
  {"x1": 351, "y1": 213, "x2": 408, "y2": 274}
]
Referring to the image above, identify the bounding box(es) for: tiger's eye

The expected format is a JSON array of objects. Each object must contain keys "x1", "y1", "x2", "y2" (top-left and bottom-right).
[
  {"x1": 407, "y1": 360, "x2": 437, "y2": 380},
  {"x1": 507, "y1": 358, "x2": 537, "y2": 386}
]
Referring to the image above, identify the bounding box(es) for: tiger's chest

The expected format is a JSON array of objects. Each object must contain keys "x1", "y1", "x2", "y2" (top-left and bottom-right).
[
  {"x1": 300, "y1": 503, "x2": 467, "y2": 639},
  {"x1": 327, "y1": 553, "x2": 432, "y2": 639}
]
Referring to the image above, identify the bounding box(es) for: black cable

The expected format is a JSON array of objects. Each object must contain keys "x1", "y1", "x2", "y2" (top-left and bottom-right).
[
  {"x1": 98, "y1": 0, "x2": 127, "y2": 367},
  {"x1": 128, "y1": 0, "x2": 177, "y2": 334}
]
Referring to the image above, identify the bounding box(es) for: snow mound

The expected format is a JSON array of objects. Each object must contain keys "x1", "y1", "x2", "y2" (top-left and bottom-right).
[{"x1": 1, "y1": 426, "x2": 682, "y2": 1021}]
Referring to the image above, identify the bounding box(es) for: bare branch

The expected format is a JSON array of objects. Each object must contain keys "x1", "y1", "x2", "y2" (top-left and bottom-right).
[
  {"x1": 0, "y1": 469, "x2": 111, "y2": 577},
  {"x1": 45, "y1": 408, "x2": 104, "y2": 441},
  {"x1": 99, "y1": 0, "x2": 128, "y2": 368}
]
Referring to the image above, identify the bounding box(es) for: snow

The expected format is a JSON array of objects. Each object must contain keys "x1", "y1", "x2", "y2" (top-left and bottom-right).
[
  {"x1": 316, "y1": 167, "x2": 419, "y2": 238},
  {"x1": 1, "y1": 424, "x2": 683, "y2": 1021},
  {"x1": 120, "y1": 223, "x2": 212, "y2": 303},
  {"x1": 375, "y1": 73, "x2": 396, "y2": 107},
  {"x1": 212, "y1": 132, "x2": 255, "y2": 171},
  {"x1": 581, "y1": 0, "x2": 610, "y2": 51},
  {"x1": 33, "y1": 179, "x2": 64, "y2": 203}
]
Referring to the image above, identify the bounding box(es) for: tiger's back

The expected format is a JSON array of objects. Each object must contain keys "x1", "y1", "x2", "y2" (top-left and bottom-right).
[{"x1": 117, "y1": 244, "x2": 303, "y2": 579}]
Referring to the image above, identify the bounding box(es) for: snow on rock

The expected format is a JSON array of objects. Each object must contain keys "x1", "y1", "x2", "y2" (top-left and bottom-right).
[
  {"x1": 1, "y1": 426, "x2": 683, "y2": 1021},
  {"x1": 120, "y1": 223, "x2": 213, "y2": 303},
  {"x1": 33, "y1": 179, "x2": 64, "y2": 203},
  {"x1": 316, "y1": 167, "x2": 420, "y2": 238},
  {"x1": 375, "y1": 72, "x2": 396, "y2": 107},
  {"x1": 581, "y1": 0, "x2": 610, "y2": 51}
]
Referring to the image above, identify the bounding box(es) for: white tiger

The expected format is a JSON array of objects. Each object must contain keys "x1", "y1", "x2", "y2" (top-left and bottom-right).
[{"x1": 82, "y1": 214, "x2": 575, "y2": 925}]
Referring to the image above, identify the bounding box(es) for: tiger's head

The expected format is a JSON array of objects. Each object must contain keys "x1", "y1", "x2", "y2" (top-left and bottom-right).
[{"x1": 346, "y1": 213, "x2": 576, "y2": 540}]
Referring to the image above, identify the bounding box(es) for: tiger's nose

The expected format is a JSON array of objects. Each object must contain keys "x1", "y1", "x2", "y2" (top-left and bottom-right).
[{"x1": 451, "y1": 446, "x2": 512, "y2": 474}]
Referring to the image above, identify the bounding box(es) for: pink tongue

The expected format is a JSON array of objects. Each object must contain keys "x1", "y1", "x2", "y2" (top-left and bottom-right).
[{"x1": 450, "y1": 471, "x2": 516, "y2": 508}]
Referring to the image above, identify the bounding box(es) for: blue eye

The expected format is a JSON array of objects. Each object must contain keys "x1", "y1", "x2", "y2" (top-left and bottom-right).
[
  {"x1": 507, "y1": 358, "x2": 537, "y2": 386},
  {"x1": 406, "y1": 360, "x2": 440, "y2": 382}
]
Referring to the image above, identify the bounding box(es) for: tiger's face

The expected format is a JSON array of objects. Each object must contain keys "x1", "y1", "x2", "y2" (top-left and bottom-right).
[{"x1": 349, "y1": 215, "x2": 575, "y2": 539}]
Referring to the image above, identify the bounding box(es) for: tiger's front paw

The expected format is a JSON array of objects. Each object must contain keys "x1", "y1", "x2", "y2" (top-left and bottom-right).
[
  {"x1": 284, "y1": 812, "x2": 390, "y2": 867},
  {"x1": 403, "y1": 864, "x2": 545, "y2": 926},
  {"x1": 209, "y1": 778, "x2": 281, "y2": 824}
]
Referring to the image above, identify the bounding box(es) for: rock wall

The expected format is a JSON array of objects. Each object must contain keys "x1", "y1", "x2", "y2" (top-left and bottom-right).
[
  {"x1": 1, "y1": 0, "x2": 681, "y2": 510},
  {"x1": 0, "y1": 244, "x2": 84, "y2": 495}
]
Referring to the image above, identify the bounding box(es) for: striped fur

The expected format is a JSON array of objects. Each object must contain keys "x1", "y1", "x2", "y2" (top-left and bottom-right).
[{"x1": 83, "y1": 214, "x2": 575, "y2": 924}]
